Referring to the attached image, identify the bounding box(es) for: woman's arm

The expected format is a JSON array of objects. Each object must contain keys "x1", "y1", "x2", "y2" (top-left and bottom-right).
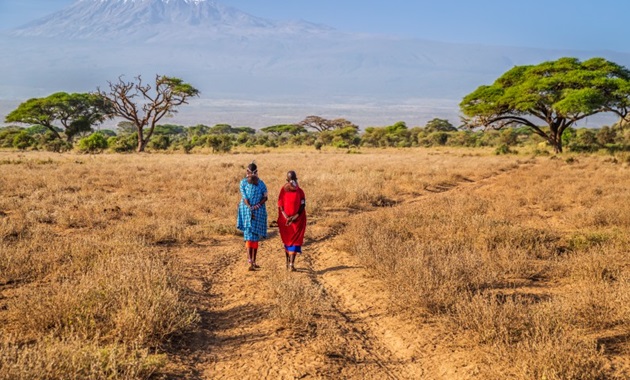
[
  {"x1": 250, "y1": 183, "x2": 268, "y2": 210},
  {"x1": 287, "y1": 193, "x2": 305, "y2": 223},
  {"x1": 279, "y1": 206, "x2": 288, "y2": 219},
  {"x1": 240, "y1": 180, "x2": 251, "y2": 207}
]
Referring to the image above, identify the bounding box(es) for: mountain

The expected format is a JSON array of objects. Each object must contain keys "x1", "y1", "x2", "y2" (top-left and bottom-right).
[
  {"x1": 10, "y1": 0, "x2": 331, "y2": 41},
  {"x1": 1, "y1": 0, "x2": 627, "y2": 128}
]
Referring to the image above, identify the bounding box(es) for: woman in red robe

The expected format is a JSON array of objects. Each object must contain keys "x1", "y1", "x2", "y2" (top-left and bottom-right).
[{"x1": 277, "y1": 170, "x2": 306, "y2": 271}]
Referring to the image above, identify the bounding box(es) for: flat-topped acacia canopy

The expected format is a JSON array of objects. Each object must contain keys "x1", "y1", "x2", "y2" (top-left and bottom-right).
[{"x1": 460, "y1": 57, "x2": 630, "y2": 153}]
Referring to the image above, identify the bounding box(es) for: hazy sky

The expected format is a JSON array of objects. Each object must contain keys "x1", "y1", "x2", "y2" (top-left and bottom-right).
[{"x1": 0, "y1": 0, "x2": 628, "y2": 52}]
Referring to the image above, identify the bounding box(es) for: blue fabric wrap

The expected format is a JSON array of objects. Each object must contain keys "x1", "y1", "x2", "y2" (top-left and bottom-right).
[
  {"x1": 285, "y1": 245, "x2": 302, "y2": 253},
  {"x1": 237, "y1": 178, "x2": 268, "y2": 241}
]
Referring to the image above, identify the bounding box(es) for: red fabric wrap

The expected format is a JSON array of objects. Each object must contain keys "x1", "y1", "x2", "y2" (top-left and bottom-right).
[{"x1": 277, "y1": 185, "x2": 306, "y2": 247}]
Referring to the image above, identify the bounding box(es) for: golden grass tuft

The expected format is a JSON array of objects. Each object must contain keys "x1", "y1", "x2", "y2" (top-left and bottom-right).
[
  {"x1": 265, "y1": 263, "x2": 325, "y2": 330},
  {"x1": 0, "y1": 334, "x2": 165, "y2": 380}
]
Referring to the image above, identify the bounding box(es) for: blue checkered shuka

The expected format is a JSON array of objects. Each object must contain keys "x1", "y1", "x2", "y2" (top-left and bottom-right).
[{"x1": 237, "y1": 178, "x2": 268, "y2": 241}]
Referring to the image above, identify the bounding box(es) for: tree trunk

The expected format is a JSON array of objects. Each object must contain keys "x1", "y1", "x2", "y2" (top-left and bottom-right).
[
  {"x1": 136, "y1": 127, "x2": 145, "y2": 152},
  {"x1": 547, "y1": 131, "x2": 563, "y2": 154},
  {"x1": 554, "y1": 130, "x2": 564, "y2": 153},
  {"x1": 46, "y1": 125, "x2": 63, "y2": 140},
  {"x1": 137, "y1": 138, "x2": 147, "y2": 152},
  {"x1": 553, "y1": 143, "x2": 563, "y2": 153}
]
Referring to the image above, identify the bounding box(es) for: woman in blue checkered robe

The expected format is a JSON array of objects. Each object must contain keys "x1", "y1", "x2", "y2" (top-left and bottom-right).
[{"x1": 237, "y1": 162, "x2": 268, "y2": 271}]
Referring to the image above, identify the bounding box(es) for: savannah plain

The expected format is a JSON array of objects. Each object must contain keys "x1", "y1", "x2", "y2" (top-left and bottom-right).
[{"x1": 1, "y1": 147, "x2": 629, "y2": 379}]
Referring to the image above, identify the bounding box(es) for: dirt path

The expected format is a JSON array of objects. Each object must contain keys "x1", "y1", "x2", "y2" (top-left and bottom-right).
[
  {"x1": 165, "y1": 161, "x2": 536, "y2": 379},
  {"x1": 167, "y1": 235, "x2": 415, "y2": 379}
]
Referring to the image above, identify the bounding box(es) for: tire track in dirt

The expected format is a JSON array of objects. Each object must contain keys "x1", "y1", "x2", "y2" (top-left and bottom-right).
[
  {"x1": 294, "y1": 158, "x2": 539, "y2": 379},
  {"x1": 168, "y1": 237, "x2": 290, "y2": 379},
  {"x1": 170, "y1": 235, "x2": 406, "y2": 379},
  {"x1": 167, "y1": 159, "x2": 537, "y2": 379},
  {"x1": 303, "y1": 222, "x2": 477, "y2": 380}
]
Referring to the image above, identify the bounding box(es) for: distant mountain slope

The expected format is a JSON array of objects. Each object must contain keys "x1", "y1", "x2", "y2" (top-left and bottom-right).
[
  {"x1": 2, "y1": 0, "x2": 628, "y2": 127},
  {"x1": 10, "y1": 0, "x2": 332, "y2": 40}
]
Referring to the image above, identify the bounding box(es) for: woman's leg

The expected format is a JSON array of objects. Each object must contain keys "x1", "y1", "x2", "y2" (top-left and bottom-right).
[
  {"x1": 247, "y1": 246, "x2": 254, "y2": 270},
  {"x1": 246, "y1": 239, "x2": 255, "y2": 270},
  {"x1": 288, "y1": 253, "x2": 296, "y2": 271},
  {"x1": 246, "y1": 240, "x2": 259, "y2": 269}
]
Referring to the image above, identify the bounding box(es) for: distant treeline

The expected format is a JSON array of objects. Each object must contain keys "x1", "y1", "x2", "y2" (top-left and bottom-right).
[{"x1": 1, "y1": 117, "x2": 628, "y2": 155}]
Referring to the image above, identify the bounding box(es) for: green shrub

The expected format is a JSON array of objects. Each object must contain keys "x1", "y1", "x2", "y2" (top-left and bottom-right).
[
  {"x1": 427, "y1": 132, "x2": 449, "y2": 146},
  {"x1": 181, "y1": 141, "x2": 194, "y2": 154},
  {"x1": 77, "y1": 133, "x2": 108, "y2": 153},
  {"x1": 37, "y1": 131, "x2": 72, "y2": 152},
  {"x1": 148, "y1": 135, "x2": 171, "y2": 151},
  {"x1": 332, "y1": 137, "x2": 349, "y2": 148},
  {"x1": 206, "y1": 134, "x2": 233, "y2": 152},
  {"x1": 0, "y1": 128, "x2": 24, "y2": 148},
  {"x1": 12, "y1": 131, "x2": 35, "y2": 150},
  {"x1": 499, "y1": 128, "x2": 518, "y2": 146},
  {"x1": 43, "y1": 139, "x2": 72, "y2": 153},
  {"x1": 108, "y1": 134, "x2": 137, "y2": 152},
  {"x1": 495, "y1": 144, "x2": 515, "y2": 155}
]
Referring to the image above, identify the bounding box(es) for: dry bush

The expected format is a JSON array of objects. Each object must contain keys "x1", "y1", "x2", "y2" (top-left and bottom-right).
[
  {"x1": 265, "y1": 263, "x2": 325, "y2": 330},
  {"x1": 559, "y1": 280, "x2": 630, "y2": 330},
  {"x1": 453, "y1": 295, "x2": 608, "y2": 379},
  {"x1": 0, "y1": 334, "x2": 165, "y2": 380},
  {"x1": 6, "y1": 250, "x2": 198, "y2": 346},
  {"x1": 341, "y1": 191, "x2": 548, "y2": 312},
  {"x1": 560, "y1": 243, "x2": 627, "y2": 283},
  {"x1": 555, "y1": 243, "x2": 630, "y2": 331},
  {"x1": 452, "y1": 293, "x2": 531, "y2": 346},
  {"x1": 510, "y1": 302, "x2": 608, "y2": 380}
]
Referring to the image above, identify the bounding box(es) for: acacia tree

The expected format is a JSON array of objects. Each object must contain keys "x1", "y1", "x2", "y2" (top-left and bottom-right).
[
  {"x1": 299, "y1": 116, "x2": 358, "y2": 133},
  {"x1": 98, "y1": 75, "x2": 199, "y2": 152},
  {"x1": 460, "y1": 57, "x2": 630, "y2": 153},
  {"x1": 261, "y1": 124, "x2": 306, "y2": 137},
  {"x1": 5, "y1": 92, "x2": 112, "y2": 142},
  {"x1": 425, "y1": 118, "x2": 457, "y2": 132}
]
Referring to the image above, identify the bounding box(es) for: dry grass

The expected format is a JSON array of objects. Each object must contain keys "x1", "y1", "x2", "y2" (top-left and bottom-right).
[
  {"x1": 339, "y1": 154, "x2": 630, "y2": 379},
  {"x1": 1, "y1": 149, "x2": 628, "y2": 378},
  {"x1": 0, "y1": 335, "x2": 164, "y2": 380},
  {"x1": 2, "y1": 149, "x2": 518, "y2": 377},
  {"x1": 0, "y1": 153, "x2": 226, "y2": 378},
  {"x1": 265, "y1": 263, "x2": 325, "y2": 330}
]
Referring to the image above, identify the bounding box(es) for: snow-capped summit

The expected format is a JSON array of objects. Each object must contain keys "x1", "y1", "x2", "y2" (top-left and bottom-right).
[
  {"x1": 11, "y1": 0, "x2": 332, "y2": 41},
  {"x1": 2, "y1": 0, "x2": 628, "y2": 129}
]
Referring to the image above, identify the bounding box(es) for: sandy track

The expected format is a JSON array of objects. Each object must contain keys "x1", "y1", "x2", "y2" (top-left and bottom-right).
[{"x1": 165, "y1": 161, "x2": 535, "y2": 379}]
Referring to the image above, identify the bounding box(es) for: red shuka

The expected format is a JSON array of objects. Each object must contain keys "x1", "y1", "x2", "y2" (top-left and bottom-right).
[{"x1": 277, "y1": 184, "x2": 306, "y2": 247}]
